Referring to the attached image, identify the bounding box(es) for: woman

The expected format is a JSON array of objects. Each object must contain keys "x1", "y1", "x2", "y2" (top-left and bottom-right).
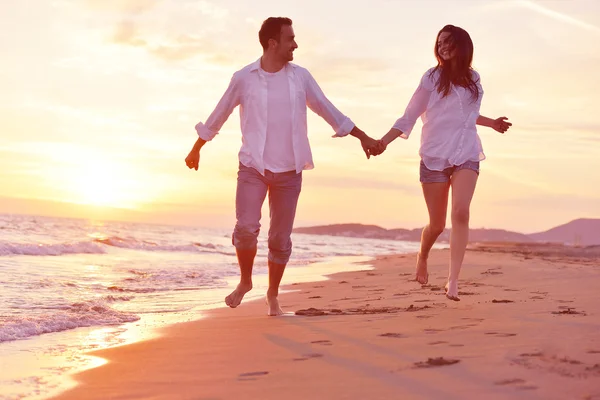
[{"x1": 375, "y1": 25, "x2": 512, "y2": 301}]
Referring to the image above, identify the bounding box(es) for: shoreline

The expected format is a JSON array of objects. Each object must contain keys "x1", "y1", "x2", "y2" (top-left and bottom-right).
[
  {"x1": 0, "y1": 255, "x2": 377, "y2": 400},
  {"x1": 51, "y1": 244, "x2": 600, "y2": 400}
]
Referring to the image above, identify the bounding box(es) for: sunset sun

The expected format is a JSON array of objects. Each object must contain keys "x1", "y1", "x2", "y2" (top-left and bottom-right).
[{"x1": 73, "y1": 161, "x2": 139, "y2": 208}]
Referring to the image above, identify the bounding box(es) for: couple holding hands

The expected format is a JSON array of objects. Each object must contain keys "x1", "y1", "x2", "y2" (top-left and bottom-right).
[{"x1": 185, "y1": 17, "x2": 512, "y2": 316}]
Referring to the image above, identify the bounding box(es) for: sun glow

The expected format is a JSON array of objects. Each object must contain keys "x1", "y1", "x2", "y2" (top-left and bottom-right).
[{"x1": 71, "y1": 159, "x2": 142, "y2": 209}]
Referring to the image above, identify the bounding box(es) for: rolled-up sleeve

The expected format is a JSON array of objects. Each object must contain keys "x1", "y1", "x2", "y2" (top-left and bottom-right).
[
  {"x1": 304, "y1": 70, "x2": 355, "y2": 138},
  {"x1": 392, "y1": 71, "x2": 433, "y2": 139},
  {"x1": 195, "y1": 72, "x2": 242, "y2": 141}
]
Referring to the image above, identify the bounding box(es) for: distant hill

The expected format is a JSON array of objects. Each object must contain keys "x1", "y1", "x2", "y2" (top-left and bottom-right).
[
  {"x1": 529, "y1": 218, "x2": 600, "y2": 246},
  {"x1": 293, "y1": 218, "x2": 600, "y2": 245}
]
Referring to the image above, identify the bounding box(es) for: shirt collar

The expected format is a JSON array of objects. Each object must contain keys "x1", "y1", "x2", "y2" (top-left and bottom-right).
[{"x1": 249, "y1": 57, "x2": 297, "y2": 73}]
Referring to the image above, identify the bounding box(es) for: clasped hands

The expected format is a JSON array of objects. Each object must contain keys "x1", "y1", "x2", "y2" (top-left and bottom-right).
[{"x1": 360, "y1": 136, "x2": 387, "y2": 159}]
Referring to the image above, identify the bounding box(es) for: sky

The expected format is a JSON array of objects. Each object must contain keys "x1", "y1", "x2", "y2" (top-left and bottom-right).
[{"x1": 1, "y1": 0, "x2": 599, "y2": 233}]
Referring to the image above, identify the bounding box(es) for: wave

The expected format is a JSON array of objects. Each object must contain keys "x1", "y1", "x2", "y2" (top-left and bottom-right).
[
  {"x1": 0, "y1": 237, "x2": 232, "y2": 257},
  {"x1": 94, "y1": 236, "x2": 234, "y2": 254},
  {"x1": 0, "y1": 300, "x2": 139, "y2": 342},
  {"x1": 0, "y1": 241, "x2": 106, "y2": 256}
]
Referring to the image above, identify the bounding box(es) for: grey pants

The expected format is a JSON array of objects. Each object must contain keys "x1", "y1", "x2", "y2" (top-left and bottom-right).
[{"x1": 232, "y1": 163, "x2": 302, "y2": 265}]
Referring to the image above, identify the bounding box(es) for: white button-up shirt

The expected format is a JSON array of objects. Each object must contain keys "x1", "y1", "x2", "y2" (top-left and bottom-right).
[
  {"x1": 393, "y1": 68, "x2": 485, "y2": 171},
  {"x1": 195, "y1": 59, "x2": 355, "y2": 175}
]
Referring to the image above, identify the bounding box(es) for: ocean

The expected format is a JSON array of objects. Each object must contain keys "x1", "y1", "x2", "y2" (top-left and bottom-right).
[{"x1": 0, "y1": 213, "x2": 425, "y2": 399}]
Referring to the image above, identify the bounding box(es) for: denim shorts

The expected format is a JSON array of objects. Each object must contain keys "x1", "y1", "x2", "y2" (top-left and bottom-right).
[{"x1": 419, "y1": 160, "x2": 480, "y2": 183}]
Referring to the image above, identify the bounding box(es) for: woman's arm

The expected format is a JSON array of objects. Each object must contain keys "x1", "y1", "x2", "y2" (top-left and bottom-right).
[{"x1": 477, "y1": 115, "x2": 512, "y2": 133}]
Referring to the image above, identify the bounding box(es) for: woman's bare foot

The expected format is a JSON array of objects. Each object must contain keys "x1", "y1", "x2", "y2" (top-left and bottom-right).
[
  {"x1": 266, "y1": 295, "x2": 284, "y2": 316},
  {"x1": 445, "y1": 280, "x2": 460, "y2": 301},
  {"x1": 225, "y1": 282, "x2": 252, "y2": 308},
  {"x1": 415, "y1": 253, "x2": 429, "y2": 284}
]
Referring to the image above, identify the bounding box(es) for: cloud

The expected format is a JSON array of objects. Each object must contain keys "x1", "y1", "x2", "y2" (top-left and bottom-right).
[
  {"x1": 517, "y1": 0, "x2": 600, "y2": 34},
  {"x1": 83, "y1": 0, "x2": 159, "y2": 14},
  {"x1": 111, "y1": 19, "x2": 235, "y2": 63},
  {"x1": 107, "y1": 2, "x2": 239, "y2": 64},
  {"x1": 183, "y1": 0, "x2": 229, "y2": 19}
]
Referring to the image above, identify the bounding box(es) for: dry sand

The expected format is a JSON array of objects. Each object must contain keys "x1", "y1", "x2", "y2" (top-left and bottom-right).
[{"x1": 52, "y1": 244, "x2": 600, "y2": 400}]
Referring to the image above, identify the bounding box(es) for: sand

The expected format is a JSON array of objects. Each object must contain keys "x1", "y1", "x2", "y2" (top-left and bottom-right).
[{"x1": 52, "y1": 244, "x2": 600, "y2": 400}]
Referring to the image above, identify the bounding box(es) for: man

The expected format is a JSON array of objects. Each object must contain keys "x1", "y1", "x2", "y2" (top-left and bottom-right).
[{"x1": 185, "y1": 17, "x2": 378, "y2": 316}]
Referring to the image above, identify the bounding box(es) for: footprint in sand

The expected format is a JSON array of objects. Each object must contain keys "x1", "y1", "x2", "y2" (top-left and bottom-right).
[
  {"x1": 461, "y1": 317, "x2": 484, "y2": 322},
  {"x1": 587, "y1": 350, "x2": 600, "y2": 354},
  {"x1": 513, "y1": 352, "x2": 600, "y2": 378},
  {"x1": 339, "y1": 281, "x2": 349, "y2": 284},
  {"x1": 552, "y1": 307, "x2": 586, "y2": 316},
  {"x1": 406, "y1": 304, "x2": 431, "y2": 312},
  {"x1": 517, "y1": 385, "x2": 538, "y2": 391},
  {"x1": 450, "y1": 324, "x2": 477, "y2": 330},
  {"x1": 333, "y1": 297, "x2": 360, "y2": 302},
  {"x1": 295, "y1": 307, "x2": 405, "y2": 316},
  {"x1": 308, "y1": 296, "x2": 322, "y2": 299},
  {"x1": 238, "y1": 371, "x2": 269, "y2": 381},
  {"x1": 311, "y1": 340, "x2": 332, "y2": 346},
  {"x1": 482, "y1": 268, "x2": 503, "y2": 275},
  {"x1": 413, "y1": 357, "x2": 460, "y2": 368},
  {"x1": 492, "y1": 299, "x2": 514, "y2": 303},
  {"x1": 485, "y1": 332, "x2": 517, "y2": 337},
  {"x1": 293, "y1": 353, "x2": 324, "y2": 361},
  {"x1": 378, "y1": 333, "x2": 406, "y2": 338},
  {"x1": 494, "y1": 378, "x2": 526, "y2": 386},
  {"x1": 428, "y1": 341, "x2": 448, "y2": 345}
]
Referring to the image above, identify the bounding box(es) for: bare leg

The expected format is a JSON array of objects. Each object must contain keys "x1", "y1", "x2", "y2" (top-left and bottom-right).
[
  {"x1": 446, "y1": 169, "x2": 478, "y2": 301},
  {"x1": 416, "y1": 182, "x2": 450, "y2": 284},
  {"x1": 225, "y1": 247, "x2": 256, "y2": 308},
  {"x1": 266, "y1": 260, "x2": 285, "y2": 316}
]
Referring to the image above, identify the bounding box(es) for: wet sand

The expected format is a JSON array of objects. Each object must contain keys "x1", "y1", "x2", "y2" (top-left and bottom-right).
[{"x1": 53, "y1": 244, "x2": 600, "y2": 400}]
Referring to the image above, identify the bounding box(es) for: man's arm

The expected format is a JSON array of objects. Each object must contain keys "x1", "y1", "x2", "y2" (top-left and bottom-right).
[
  {"x1": 304, "y1": 70, "x2": 377, "y2": 158},
  {"x1": 195, "y1": 72, "x2": 242, "y2": 141},
  {"x1": 186, "y1": 73, "x2": 242, "y2": 170}
]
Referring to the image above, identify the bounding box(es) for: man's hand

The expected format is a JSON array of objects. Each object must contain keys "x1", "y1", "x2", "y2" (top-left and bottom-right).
[
  {"x1": 369, "y1": 140, "x2": 387, "y2": 156},
  {"x1": 185, "y1": 149, "x2": 200, "y2": 170},
  {"x1": 185, "y1": 137, "x2": 206, "y2": 171},
  {"x1": 490, "y1": 117, "x2": 512, "y2": 134},
  {"x1": 360, "y1": 136, "x2": 379, "y2": 159}
]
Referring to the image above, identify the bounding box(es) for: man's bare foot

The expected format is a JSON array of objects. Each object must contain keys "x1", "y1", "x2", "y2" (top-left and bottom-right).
[
  {"x1": 445, "y1": 280, "x2": 460, "y2": 301},
  {"x1": 415, "y1": 253, "x2": 429, "y2": 284},
  {"x1": 225, "y1": 282, "x2": 252, "y2": 308},
  {"x1": 266, "y1": 295, "x2": 284, "y2": 316}
]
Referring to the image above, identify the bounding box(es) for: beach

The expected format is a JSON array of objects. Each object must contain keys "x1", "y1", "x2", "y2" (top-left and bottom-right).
[{"x1": 52, "y1": 244, "x2": 600, "y2": 400}]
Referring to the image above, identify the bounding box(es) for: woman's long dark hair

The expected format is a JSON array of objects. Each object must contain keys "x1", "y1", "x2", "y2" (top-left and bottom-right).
[{"x1": 430, "y1": 25, "x2": 480, "y2": 101}]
